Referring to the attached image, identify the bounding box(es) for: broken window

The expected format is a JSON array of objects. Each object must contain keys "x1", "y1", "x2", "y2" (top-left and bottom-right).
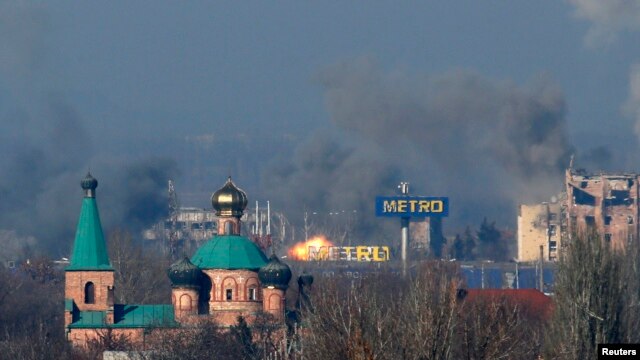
[
  {"x1": 548, "y1": 225, "x2": 557, "y2": 236},
  {"x1": 573, "y1": 186, "x2": 596, "y2": 206},
  {"x1": 585, "y1": 216, "x2": 596, "y2": 230},
  {"x1": 605, "y1": 233, "x2": 612, "y2": 243},
  {"x1": 605, "y1": 190, "x2": 630, "y2": 206},
  {"x1": 549, "y1": 213, "x2": 557, "y2": 221},
  {"x1": 628, "y1": 216, "x2": 634, "y2": 225}
]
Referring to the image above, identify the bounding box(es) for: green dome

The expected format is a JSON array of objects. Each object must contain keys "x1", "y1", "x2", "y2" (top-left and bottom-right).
[
  {"x1": 81, "y1": 172, "x2": 98, "y2": 191},
  {"x1": 167, "y1": 257, "x2": 201, "y2": 287},
  {"x1": 191, "y1": 235, "x2": 268, "y2": 270},
  {"x1": 259, "y1": 254, "x2": 292, "y2": 290}
]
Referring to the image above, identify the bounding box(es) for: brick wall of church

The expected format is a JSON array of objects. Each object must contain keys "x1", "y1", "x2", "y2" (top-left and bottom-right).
[{"x1": 65, "y1": 271, "x2": 114, "y2": 311}]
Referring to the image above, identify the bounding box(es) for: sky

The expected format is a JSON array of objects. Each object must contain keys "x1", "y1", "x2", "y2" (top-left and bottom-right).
[{"x1": 2, "y1": 1, "x2": 640, "y2": 256}]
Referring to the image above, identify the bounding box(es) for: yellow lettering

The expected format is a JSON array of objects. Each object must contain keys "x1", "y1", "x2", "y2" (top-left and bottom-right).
[
  {"x1": 342, "y1": 246, "x2": 354, "y2": 261},
  {"x1": 356, "y1": 246, "x2": 371, "y2": 261},
  {"x1": 397, "y1": 200, "x2": 407, "y2": 212},
  {"x1": 308, "y1": 246, "x2": 319, "y2": 261},
  {"x1": 382, "y1": 246, "x2": 390, "y2": 260},
  {"x1": 373, "y1": 246, "x2": 386, "y2": 261},
  {"x1": 419, "y1": 200, "x2": 430, "y2": 212},
  {"x1": 383, "y1": 200, "x2": 397, "y2": 213},
  {"x1": 409, "y1": 200, "x2": 418, "y2": 212},
  {"x1": 328, "y1": 246, "x2": 340, "y2": 260},
  {"x1": 432, "y1": 200, "x2": 443, "y2": 213}
]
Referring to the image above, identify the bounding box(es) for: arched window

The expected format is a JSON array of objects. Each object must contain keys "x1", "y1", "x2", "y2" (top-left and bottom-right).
[
  {"x1": 85, "y1": 282, "x2": 95, "y2": 304},
  {"x1": 225, "y1": 221, "x2": 233, "y2": 235}
]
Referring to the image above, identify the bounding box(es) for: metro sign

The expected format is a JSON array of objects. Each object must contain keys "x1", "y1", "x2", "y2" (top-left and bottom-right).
[{"x1": 375, "y1": 196, "x2": 449, "y2": 217}]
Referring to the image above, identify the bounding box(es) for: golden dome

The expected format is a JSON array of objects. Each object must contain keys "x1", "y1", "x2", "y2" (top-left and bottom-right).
[{"x1": 211, "y1": 177, "x2": 248, "y2": 217}]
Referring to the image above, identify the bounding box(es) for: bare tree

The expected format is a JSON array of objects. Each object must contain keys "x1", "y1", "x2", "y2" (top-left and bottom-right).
[
  {"x1": 545, "y1": 232, "x2": 640, "y2": 360},
  {"x1": 108, "y1": 229, "x2": 171, "y2": 304}
]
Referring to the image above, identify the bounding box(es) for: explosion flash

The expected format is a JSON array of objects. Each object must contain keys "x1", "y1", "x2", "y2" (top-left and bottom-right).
[{"x1": 288, "y1": 235, "x2": 334, "y2": 261}]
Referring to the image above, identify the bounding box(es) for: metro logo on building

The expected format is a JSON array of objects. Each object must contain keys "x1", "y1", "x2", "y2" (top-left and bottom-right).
[{"x1": 375, "y1": 196, "x2": 449, "y2": 217}]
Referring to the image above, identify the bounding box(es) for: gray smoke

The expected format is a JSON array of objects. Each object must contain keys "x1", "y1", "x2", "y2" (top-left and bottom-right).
[
  {"x1": 627, "y1": 64, "x2": 640, "y2": 143},
  {"x1": 262, "y1": 133, "x2": 401, "y2": 241},
  {"x1": 567, "y1": 0, "x2": 640, "y2": 46},
  {"x1": 0, "y1": 3, "x2": 179, "y2": 259},
  {"x1": 265, "y1": 58, "x2": 573, "y2": 236}
]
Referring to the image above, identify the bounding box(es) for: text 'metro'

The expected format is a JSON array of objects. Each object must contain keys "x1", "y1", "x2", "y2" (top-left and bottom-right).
[{"x1": 375, "y1": 196, "x2": 449, "y2": 217}]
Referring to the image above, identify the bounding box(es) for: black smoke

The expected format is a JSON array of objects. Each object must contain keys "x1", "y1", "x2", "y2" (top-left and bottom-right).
[
  {"x1": 263, "y1": 58, "x2": 574, "y2": 243},
  {"x1": 0, "y1": 4, "x2": 179, "y2": 260}
]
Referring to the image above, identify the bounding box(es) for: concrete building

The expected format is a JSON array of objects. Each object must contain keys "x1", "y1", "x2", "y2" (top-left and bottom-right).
[
  {"x1": 517, "y1": 199, "x2": 562, "y2": 262},
  {"x1": 64, "y1": 174, "x2": 294, "y2": 347},
  {"x1": 565, "y1": 169, "x2": 639, "y2": 249},
  {"x1": 410, "y1": 218, "x2": 446, "y2": 258}
]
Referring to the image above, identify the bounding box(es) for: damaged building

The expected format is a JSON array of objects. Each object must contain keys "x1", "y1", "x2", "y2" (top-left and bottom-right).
[
  {"x1": 517, "y1": 197, "x2": 563, "y2": 262},
  {"x1": 565, "y1": 168, "x2": 639, "y2": 249},
  {"x1": 518, "y1": 168, "x2": 640, "y2": 261}
]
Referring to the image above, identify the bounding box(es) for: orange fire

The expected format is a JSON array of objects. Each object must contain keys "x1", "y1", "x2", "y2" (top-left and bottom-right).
[{"x1": 288, "y1": 235, "x2": 334, "y2": 261}]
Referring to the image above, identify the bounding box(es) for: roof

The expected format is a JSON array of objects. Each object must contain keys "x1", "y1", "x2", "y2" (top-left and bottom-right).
[
  {"x1": 67, "y1": 304, "x2": 177, "y2": 329},
  {"x1": 464, "y1": 289, "x2": 553, "y2": 319},
  {"x1": 191, "y1": 235, "x2": 268, "y2": 270},
  {"x1": 67, "y1": 197, "x2": 113, "y2": 271}
]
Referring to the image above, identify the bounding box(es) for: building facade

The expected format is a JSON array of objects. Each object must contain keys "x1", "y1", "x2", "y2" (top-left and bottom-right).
[
  {"x1": 518, "y1": 168, "x2": 640, "y2": 261},
  {"x1": 565, "y1": 169, "x2": 640, "y2": 249},
  {"x1": 64, "y1": 174, "x2": 292, "y2": 347},
  {"x1": 517, "y1": 200, "x2": 562, "y2": 262}
]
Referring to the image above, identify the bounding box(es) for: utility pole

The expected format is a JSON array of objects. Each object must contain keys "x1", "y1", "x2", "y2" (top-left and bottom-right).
[
  {"x1": 399, "y1": 181, "x2": 410, "y2": 276},
  {"x1": 168, "y1": 180, "x2": 180, "y2": 259}
]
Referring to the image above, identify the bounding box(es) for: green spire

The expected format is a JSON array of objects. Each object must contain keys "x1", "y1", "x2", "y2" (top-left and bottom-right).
[{"x1": 67, "y1": 174, "x2": 112, "y2": 271}]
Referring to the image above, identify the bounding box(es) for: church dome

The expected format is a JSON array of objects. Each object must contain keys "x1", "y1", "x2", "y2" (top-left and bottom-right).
[
  {"x1": 191, "y1": 235, "x2": 268, "y2": 270},
  {"x1": 211, "y1": 177, "x2": 248, "y2": 217},
  {"x1": 167, "y1": 257, "x2": 201, "y2": 288},
  {"x1": 81, "y1": 172, "x2": 98, "y2": 191},
  {"x1": 259, "y1": 254, "x2": 292, "y2": 290}
]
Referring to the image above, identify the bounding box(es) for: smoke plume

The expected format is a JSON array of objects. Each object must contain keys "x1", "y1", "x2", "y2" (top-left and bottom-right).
[
  {"x1": 627, "y1": 64, "x2": 640, "y2": 142},
  {"x1": 0, "y1": 3, "x2": 179, "y2": 260},
  {"x1": 265, "y1": 58, "x2": 573, "y2": 239},
  {"x1": 567, "y1": 0, "x2": 640, "y2": 46}
]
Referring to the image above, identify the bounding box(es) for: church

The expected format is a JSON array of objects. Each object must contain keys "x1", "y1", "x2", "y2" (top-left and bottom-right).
[{"x1": 64, "y1": 173, "x2": 294, "y2": 347}]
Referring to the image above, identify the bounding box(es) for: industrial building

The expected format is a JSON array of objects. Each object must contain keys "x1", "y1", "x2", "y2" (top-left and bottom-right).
[{"x1": 144, "y1": 180, "x2": 278, "y2": 257}]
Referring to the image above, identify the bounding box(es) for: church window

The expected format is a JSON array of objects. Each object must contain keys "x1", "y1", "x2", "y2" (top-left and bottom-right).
[
  {"x1": 226, "y1": 289, "x2": 233, "y2": 301},
  {"x1": 249, "y1": 288, "x2": 257, "y2": 301},
  {"x1": 85, "y1": 282, "x2": 95, "y2": 304}
]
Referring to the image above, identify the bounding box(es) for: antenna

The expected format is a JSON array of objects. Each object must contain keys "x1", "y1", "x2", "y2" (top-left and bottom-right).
[
  {"x1": 267, "y1": 200, "x2": 271, "y2": 236},
  {"x1": 255, "y1": 201, "x2": 259, "y2": 236}
]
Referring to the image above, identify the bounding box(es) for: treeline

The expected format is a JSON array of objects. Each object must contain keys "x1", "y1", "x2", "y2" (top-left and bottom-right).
[
  {"x1": 298, "y1": 232, "x2": 640, "y2": 360},
  {"x1": 447, "y1": 218, "x2": 512, "y2": 261},
  {"x1": 1, "y1": 231, "x2": 639, "y2": 359}
]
